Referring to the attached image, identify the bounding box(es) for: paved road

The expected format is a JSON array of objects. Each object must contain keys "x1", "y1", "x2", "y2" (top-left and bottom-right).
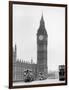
[{"x1": 13, "y1": 79, "x2": 65, "y2": 86}]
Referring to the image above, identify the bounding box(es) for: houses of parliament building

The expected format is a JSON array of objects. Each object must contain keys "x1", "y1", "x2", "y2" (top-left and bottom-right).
[{"x1": 13, "y1": 14, "x2": 48, "y2": 82}]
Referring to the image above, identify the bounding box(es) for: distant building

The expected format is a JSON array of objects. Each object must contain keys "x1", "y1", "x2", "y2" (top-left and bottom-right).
[{"x1": 13, "y1": 14, "x2": 48, "y2": 82}]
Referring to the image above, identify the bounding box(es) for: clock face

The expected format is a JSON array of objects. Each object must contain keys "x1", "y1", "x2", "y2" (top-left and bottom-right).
[{"x1": 39, "y1": 35, "x2": 43, "y2": 40}]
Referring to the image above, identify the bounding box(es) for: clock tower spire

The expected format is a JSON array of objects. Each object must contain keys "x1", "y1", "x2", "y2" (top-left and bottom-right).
[
  {"x1": 37, "y1": 13, "x2": 47, "y2": 36},
  {"x1": 37, "y1": 13, "x2": 48, "y2": 79}
]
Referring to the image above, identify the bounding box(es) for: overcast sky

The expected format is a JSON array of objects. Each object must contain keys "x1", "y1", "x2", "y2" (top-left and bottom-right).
[{"x1": 13, "y1": 4, "x2": 65, "y2": 71}]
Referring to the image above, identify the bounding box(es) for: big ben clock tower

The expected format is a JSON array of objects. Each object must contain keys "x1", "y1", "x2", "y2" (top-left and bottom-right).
[{"x1": 37, "y1": 14, "x2": 48, "y2": 79}]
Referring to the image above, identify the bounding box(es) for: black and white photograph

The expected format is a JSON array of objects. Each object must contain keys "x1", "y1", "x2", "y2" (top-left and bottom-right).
[{"x1": 9, "y1": 1, "x2": 67, "y2": 88}]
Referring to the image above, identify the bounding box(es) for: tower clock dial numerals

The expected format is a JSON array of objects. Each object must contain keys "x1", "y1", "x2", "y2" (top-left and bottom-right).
[{"x1": 39, "y1": 35, "x2": 43, "y2": 40}]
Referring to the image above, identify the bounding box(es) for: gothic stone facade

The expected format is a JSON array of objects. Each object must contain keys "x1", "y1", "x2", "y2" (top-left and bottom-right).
[
  {"x1": 37, "y1": 14, "x2": 48, "y2": 79},
  {"x1": 13, "y1": 45, "x2": 37, "y2": 82},
  {"x1": 13, "y1": 14, "x2": 48, "y2": 82}
]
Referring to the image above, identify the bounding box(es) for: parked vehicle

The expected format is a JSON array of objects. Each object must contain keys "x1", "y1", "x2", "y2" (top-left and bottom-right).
[
  {"x1": 59, "y1": 65, "x2": 65, "y2": 81},
  {"x1": 38, "y1": 72, "x2": 45, "y2": 80},
  {"x1": 23, "y1": 69, "x2": 34, "y2": 82}
]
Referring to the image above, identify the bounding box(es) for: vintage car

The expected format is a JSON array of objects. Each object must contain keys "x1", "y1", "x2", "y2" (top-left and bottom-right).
[
  {"x1": 38, "y1": 72, "x2": 45, "y2": 80},
  {"x1": 23, "y1": 69, "x2": 34, "y2": 82}
]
